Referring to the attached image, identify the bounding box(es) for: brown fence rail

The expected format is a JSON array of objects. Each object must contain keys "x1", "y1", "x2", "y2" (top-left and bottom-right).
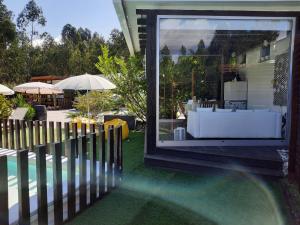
[{"x1": 0, "y1": 119, "x2": 123, "y2": 225}]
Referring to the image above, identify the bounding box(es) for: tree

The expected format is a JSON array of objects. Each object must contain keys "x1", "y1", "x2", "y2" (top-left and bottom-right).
[
  {"x1": 0, "y1": 0, "x2": 16, "y2": 49},
  {"x1": 62, "y1": 24, "x2": 79, "y2": 45},
  {"x1": 96, "y1": 45, "x2": 146, "y2": 122},
  {"x1": 17, "y1": 0, "x2": 46, "y2": 46},
  {"x1": 107, "y1": 29, "x2": 129, "y2": 58}
]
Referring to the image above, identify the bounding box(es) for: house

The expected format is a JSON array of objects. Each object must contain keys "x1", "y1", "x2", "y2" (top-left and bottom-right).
[{"x1": 113, "y1": 0, "x2": 300, "y2": 177}]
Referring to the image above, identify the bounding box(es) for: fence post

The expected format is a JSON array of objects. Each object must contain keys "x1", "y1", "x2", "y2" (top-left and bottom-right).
[
  {"x1": 115, "y1": 126, "x2": 122, "y2": 186},
  {"x1": 66, "y1": 138, "x2": 76, "y2": 219},
  {"x1": 79, "y1": 136, "x2": 87, "y2": 210},
  {"x1": 107, "y1": 126, "x2": 114, "y2": 191},
  {"x1": 98, "y1": 124, "x2": 106, "y2": 197},
  {"x1": 89, "y1": 132, "x2": 97, "y2": 204},
  {"x1": 51, "y1": 142, "x2": 63, "y2": 225},
  {"x1": 15, "y1": 120, "x2": 21, "y2": 150},
  {"x1": 28, "y1": 121, "x2": 34, "y2": 151},
  {"x1": 35, "y1": 120, "x2": 40, "y2": 146},
  {"x1": 120, "y1": 126, "x2": 123, "y2": 174},
  {"x1": 64, "y1": 122, "x2": 70, "y2": 140},
  {"x1": 90, "y1": 124, "x2": 95, "y2": 133},
  {"x1": 35, "y1": 145, "x2": 48, "y2": 225},
  {"x1": 42, "y1": 120, "x2": 47, "y2": 145},
  {"x1": 0, "y1": 155, "x2": 8, "y2": 225},
  {"x1": 3, "y1": 119, "x2": 8, "y2": 149},
  {"x1": 56, "y1": 122, "x2": 62, "y2": 143},
  {"x1": 17, "y1": 150, "x2": 30, "y2": 225},
  {"x1": 81, "y1": 123, "x2": 87, "y2": 137},
  {"x1": 64, "y1": 122, "x2": 70, "y2": 157},
  {"x1": 0, "y1": 119, "x2": 2, "y2": 148},
  {"x1": 9, "y1": 119, "x2": 14, "y2": 149},
  {"x1": 49, "y1": 121, "x2": 55, "y2": 143},
  {"x1": 72, "y1": 123, "x2": 78, "y2": 157},
  {"x1": 21, "y1": 120, "x2": 27, "y2": 150}
]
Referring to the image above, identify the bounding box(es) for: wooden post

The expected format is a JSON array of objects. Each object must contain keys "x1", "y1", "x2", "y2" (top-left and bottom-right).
[
  {"x1": 56, "y1": 122, "x2": 62, "y2": 143},
  {"x1": 28, "y1": 121, "x2": 34, "y2": 151},
  {"x1": 90, "y1": 124, "x2": 95, "y2": 133},
  {"x1": 3, "y1": 119, "x2": 8, "y2": 149},
  {"x1": 0, "y1": 155, "x2": 8, "y2": 225},
  {"x1": 17, "y1": 150, "x2": 30, "y2": 225},
  {"x1": 9, "y1": 119, "x2": 14, "y2": 149},
  {"x1": 21, "y1": 120, "x2": 27, "y2": 150},
  {"x1": 35, "y1": 120, "x2": 40, "y2": 146},
  {"x1": 64, "y1": 122, "x2": 70, "y2": 157},
  {"x1": 35, "y1": 145, "x2": 48, "y2": 225},
  {"x1": 120, "y1": 126, "x2": 123, "y2": 174},
  {"x1": 114, "y1": 126, "x2": 119, "y2": 187},
  {"x1": 66, "y1": 138, "x2": 76, "y2": 219},
  {"x1": 51, "y1": 142, "x2": 63, "y2": 225},
  {"x1": 42, "y1": 121, "x2": 47, "y2": 145},
  {"x1": 81, "y1": 123, "x2": 87, "y2": 137},
  {"x1": 89, "y1": 133, "x2": 97, "y2": 204},
  {"x1": 0, "y1": 120, "x2": 2, "y2": 148},
  {"x1": 49, "y1": 121, "x2": 55, "y2": 143},
  {"x1": 64, "y1": 122, "x2": 70, "y2": 140},
  {"x1": 15, "y1": 120, "x2": 21, "y2": 150},
  {"x1": 107, "y1": 126, "x2": 114, "y2": 191},
  {"x1": 79, "y1": 136, "x2": 87, "y2": 210},
  {"x1": 98, "y1": 124, "x2": 106, "y2": 197},
  {"x1": 72, "y1": 123, "x2": 78, "y2": 157},
  {"x1": 116, "y1": 126, "x2": 122, "y2": 184}
]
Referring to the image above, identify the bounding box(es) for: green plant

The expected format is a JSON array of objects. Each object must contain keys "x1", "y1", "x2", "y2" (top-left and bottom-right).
[
  {"x1": 0, "y1": 95, "x2": 12, "y2": 119},
  {"x1": 12, "y1": 94, "x2": 36, "y2": 120},
  {"x1": 95, "y1": 45, "x2": 146, "y2": 122},
  {"x1": 73, "y1": 91, "x2": 122, "y2": 118}
]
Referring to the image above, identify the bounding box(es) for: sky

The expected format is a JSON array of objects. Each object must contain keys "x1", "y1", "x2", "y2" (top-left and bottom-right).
[{"x1": 4, "y1": 0, "x2": 121, "y2": 42}]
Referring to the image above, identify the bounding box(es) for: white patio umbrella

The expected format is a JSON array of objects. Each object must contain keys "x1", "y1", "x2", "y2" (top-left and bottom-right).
[
  {"x1": 0, "y1": 84, "x2": 14, "y2": 95},
  {"x1": 55, "y1": 73, "x2": 116, "y2": 118},
  {"x1": 54, "y1": 73, "x2": 116, "y2": 91},
  {"x1": 14, "y1": 82, "x2": 63, "y2": 95}
]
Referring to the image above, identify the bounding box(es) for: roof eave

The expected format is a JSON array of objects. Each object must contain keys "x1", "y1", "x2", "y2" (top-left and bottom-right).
[{"x1": 113, "y1": 0, "x2": 136, "y2": 55}]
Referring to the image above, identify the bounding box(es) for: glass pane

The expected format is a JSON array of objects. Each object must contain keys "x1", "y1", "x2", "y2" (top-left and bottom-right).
[{"x1": 158, "y1": 17, "x2": 293, "y2": 143}]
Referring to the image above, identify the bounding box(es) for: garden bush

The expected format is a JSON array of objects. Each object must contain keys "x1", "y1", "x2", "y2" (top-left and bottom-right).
[
  {"x1": 73, "y1": 91, "x2": 123, "y2": 118},
  {"x1": 12, "y1": 94, "x2": 36, "y2": 120},
  {"x1": 0, "y1": 95, "x2": 12, "y2": 119}
]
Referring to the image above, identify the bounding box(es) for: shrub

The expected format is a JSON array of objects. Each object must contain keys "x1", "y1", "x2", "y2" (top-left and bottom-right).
[
  {"x1": 12, "y1": 94, "x2": 36, "y2": 120},
  {"x1": 73, "y1": 91, "x2": 122, "y2": 118},
  {"x1": 0, "y1": 95, "x2": 12, "y2": 119}
]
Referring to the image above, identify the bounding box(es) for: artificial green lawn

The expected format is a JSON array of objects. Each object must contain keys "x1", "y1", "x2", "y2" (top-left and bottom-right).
[{"x1": 67, "y1": 132, "x2": 291, "y2": 225}]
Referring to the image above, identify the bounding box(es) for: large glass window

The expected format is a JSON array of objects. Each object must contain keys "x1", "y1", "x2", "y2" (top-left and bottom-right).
[{"x1": 157, "y1": 17, "x2": 294, "y2": 145}]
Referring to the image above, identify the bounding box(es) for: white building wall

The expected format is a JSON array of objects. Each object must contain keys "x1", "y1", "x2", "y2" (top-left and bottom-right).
[{"x1": 239, "y1": 35, "x2": 291, "y2": 113}]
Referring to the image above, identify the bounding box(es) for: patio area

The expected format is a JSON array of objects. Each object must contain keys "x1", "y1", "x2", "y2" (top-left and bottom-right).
[{"x1": 67, "y1": 132, "x2": 291, "y2": 225}]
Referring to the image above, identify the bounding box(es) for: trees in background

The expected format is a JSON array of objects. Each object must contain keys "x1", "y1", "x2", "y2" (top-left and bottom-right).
[{"x1": 0, "y1": 0, "x2": 130, "y2": 84}]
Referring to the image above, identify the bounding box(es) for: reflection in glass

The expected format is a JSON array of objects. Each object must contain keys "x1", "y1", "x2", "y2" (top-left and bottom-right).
[{"x1": 158, "y1": 18, "x2": 293, "y2": 143}]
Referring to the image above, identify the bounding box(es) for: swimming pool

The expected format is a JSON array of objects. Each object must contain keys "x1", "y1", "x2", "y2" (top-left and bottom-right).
[{"x1": 6, "y1": 154, "x2": 70, "y2": 224}]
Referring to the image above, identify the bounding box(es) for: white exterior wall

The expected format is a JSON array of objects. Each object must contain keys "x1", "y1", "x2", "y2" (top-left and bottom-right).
[{"x1": 239, "y1": 36, "x2": 290, "y2": 113}]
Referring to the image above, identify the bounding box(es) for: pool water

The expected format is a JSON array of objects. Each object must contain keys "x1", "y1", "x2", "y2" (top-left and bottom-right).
[{"x1": 7, "y1": 156, "x2": 68, "y2": 187}]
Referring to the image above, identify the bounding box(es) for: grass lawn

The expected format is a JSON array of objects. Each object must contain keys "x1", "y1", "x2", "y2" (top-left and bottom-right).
[{"x1": 67, "y1": 132, "x2": 291, "y2": 225}]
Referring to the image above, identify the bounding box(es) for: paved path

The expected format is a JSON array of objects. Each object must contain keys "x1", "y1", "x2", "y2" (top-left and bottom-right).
[{"x1": 47, "y1": 110, "x2": 73, "y2": 123}]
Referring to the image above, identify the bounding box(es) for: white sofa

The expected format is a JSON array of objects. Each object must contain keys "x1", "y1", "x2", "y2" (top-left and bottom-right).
[{"x1": 187, "y1": 109, "x2": 282, "y2": 138}]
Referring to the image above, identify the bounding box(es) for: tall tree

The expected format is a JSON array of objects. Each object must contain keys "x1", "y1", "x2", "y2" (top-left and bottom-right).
[
  {"x1": 62, "y1": 24, "x2": 78, "y2": 45},
  {"x1": 0, "y1": 0, "x2": 16, "y2": 49},
  {"x1": 107, "y1": 29, "x2": 129, "y2": 58},
  {"x1": 17, "y1": 0, "x2": 46, "y2": 46}
]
